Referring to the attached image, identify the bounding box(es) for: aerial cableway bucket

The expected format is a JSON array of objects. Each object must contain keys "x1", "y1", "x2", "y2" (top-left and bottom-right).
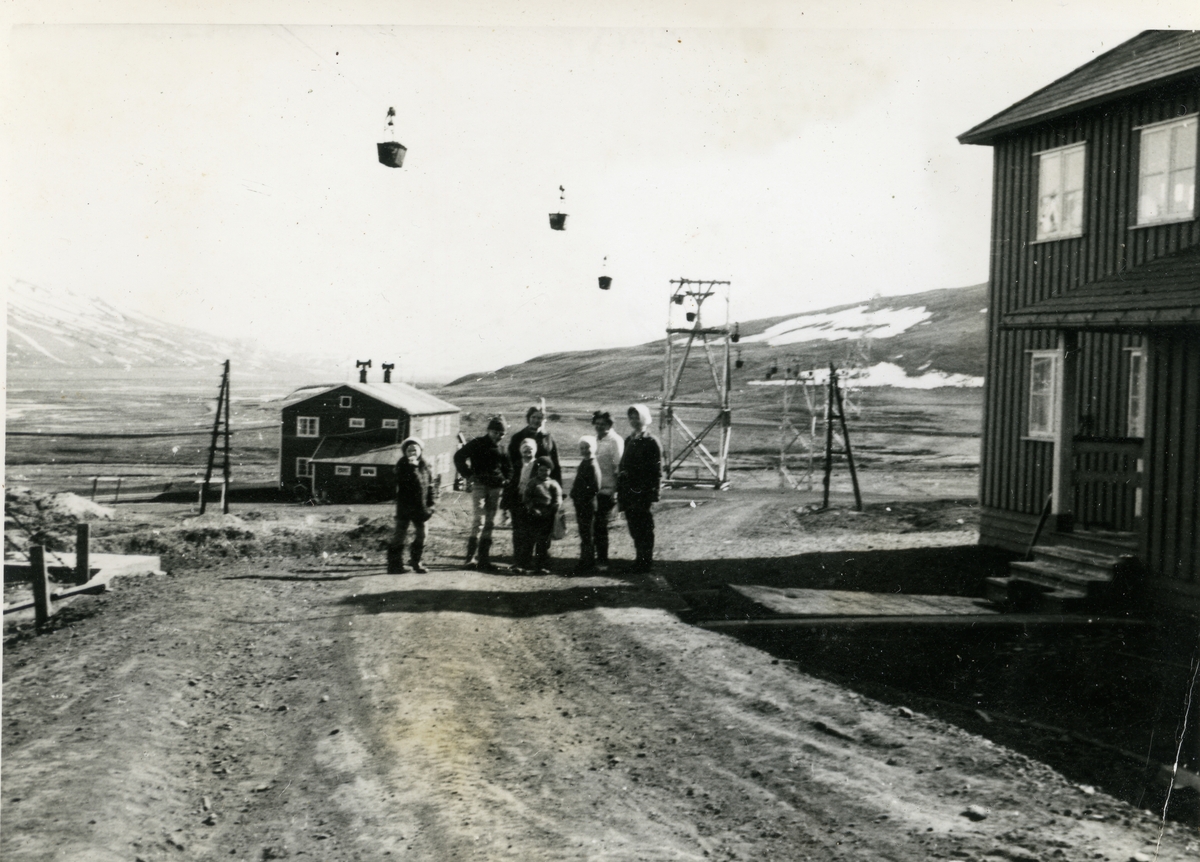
[
  {"x1": 377, "y1": 107, "x2": 406, "y2": 168},
  {"x1": 549, "y1": 184, "x2": 567, "y2": 230},
  {"x1": 377, "y1": 142, "x2": 407, "y2": 168}
]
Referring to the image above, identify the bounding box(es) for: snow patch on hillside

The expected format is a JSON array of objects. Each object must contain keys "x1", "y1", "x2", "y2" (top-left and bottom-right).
[
  {"x1": 744, "y1": 305, "x2": 932, "y2": 346},
  {"x1": 749, "y1": 361, "x2": 982, "y2": 389}
]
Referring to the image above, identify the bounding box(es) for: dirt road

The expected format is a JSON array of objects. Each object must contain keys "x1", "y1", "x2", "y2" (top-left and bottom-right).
[{"x1": 3, "y1": 486, "x2": 1197, "y2": 860}]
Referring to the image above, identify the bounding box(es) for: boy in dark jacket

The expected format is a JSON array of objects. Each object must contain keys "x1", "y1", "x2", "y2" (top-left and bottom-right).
[
  {"x1": 569, "y1": 435, "x2": 601, "y2": 573},
  {"x1": 453, "y1": 417, "x2": 511, "y2": 571},
  {"x1": 523, "y1": 456, "x2": 563, "y2": 574},
  {"x1": 389, "y1": 437, "x2": 437, "y2": 574}
]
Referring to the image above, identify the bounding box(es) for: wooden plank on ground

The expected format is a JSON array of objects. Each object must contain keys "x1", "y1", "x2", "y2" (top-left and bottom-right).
[{"x1": 728, "y1": 585, "x2": 998, "y2": 617}]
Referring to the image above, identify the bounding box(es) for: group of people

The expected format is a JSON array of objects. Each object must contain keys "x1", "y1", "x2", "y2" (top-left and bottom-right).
[{"x1": 385, "y1": 404, "x2": 663, "y2": 576}]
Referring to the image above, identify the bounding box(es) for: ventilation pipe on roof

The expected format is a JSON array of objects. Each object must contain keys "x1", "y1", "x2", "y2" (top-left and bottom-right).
[
  {"x1": 382, "y1": 362, "x2": 395, "y2": 384},
  {"x1": 356, "y1": 359, "x2": 372, "y2": 383}
]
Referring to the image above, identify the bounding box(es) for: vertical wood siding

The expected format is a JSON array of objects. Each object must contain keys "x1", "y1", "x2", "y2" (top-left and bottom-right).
[{"x1": 980, "y1": 82, "x2": 1200, "y2": 586}]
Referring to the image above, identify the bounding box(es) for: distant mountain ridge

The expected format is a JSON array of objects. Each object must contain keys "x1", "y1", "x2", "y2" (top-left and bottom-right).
[
  {"x1": 7, "y1": 279, "x2": 314, "y2": 375},
  {"x1": 445, "y1": 283, "x2": 988, "y2": 399}
]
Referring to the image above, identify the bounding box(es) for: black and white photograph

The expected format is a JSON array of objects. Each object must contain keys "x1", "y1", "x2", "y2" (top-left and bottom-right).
[{"x1": 4, "y1": 2, "x2": 1200, "y2": 859}]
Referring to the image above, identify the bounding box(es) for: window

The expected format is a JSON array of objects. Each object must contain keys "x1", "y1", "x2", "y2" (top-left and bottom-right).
[
  {"x1": 335, "y1": 465, "x2": 352, "y2": 476},
  {"x1": 1037, "y1": 143, "x2": 1086, "y2": 240},
  {"x1": 382, "y1": 418, "x2": 399, "y2": 430},
  {"x1": 1027, "y1": 351, "x2": 1060, "y2": 439},
  {"x1": 348, "y1": 417, "x2": 366, "y2": 429},
  {"x1": 361, "y1": 466, "x2": 377, "y2": 477},
  {"x1": 1127, "y1": 347, "x2": 1147, "y2": 438},
  {"x1": 339, "y1": 396, "x2": 352, "y2": 408},
  {"x1": 296, "y1": 416, "x2": 319, "y2": 437},
  {"x1": 295, "y1": 457, "x2": 313, "y2": 478},
  {"x1": 1138, "y1": 116, "x2": 1196, "y2": 225}
]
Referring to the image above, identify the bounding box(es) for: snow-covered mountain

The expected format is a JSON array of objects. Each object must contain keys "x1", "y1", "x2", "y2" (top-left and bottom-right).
[{"x1": 6, "y1": 280, "x2": 310, "y2": 373}]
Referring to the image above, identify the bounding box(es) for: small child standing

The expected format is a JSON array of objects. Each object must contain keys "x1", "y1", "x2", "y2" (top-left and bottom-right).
[
  {"x1": 523, "y1": 455, "x2": 563, "y2": 574},
  {"x1": 569, "y1": 436, "x2": 601, "y2": 573}
]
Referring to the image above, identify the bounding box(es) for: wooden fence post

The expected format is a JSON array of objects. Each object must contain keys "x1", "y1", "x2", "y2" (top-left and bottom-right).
[
  {"x1": 75, "y1": 523, "x2": 90, "y2": 586},
  {"x1": 29, "y1": 545, "x2": 52, "y2": 625}
]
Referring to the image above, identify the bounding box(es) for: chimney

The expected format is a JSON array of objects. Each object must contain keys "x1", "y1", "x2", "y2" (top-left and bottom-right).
[
  {"x1": 382, "y1": 362, "x2": 395, "y2": 384},
  {"x1": 356, "y1": 359, "x2": 372, "y2": 383}
]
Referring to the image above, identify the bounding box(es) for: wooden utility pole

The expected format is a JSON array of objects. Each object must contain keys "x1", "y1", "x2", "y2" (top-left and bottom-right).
[
  {"x1": 201, "y1": 360, "x2": 231, "y2": 515},
  {"x1": 821, "y1": 364, "x2": 863, "y2": 511}
]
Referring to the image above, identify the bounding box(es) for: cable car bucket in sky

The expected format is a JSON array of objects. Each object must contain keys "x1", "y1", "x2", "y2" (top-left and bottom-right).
[
  {"x1": 377, "y1": 107, "x2": 407, "y2": 168},
  {"x1": 549, "y1": 185, "x2": 567, "y2": 230},
  {"x1": 598, "y1": 255, "x2": 611, "y2": 290}
]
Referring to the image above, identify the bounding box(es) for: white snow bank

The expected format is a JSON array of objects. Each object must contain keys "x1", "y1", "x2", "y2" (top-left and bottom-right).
[
  {"x1": 743, "y1": 306, "x2": 932, "y2": 346},
  {"x1": 748, "y1": 361, "x2": 982, "y2": 389}
]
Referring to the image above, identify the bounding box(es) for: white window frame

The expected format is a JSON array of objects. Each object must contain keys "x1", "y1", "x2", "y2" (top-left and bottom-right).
[
  {"x1": 334, "y1": 465, "x2": 352, "y2": 476},
  {"x1": 339, "y1": 395, "x2": 352, "y2": 408},
  {"x1": 361, "y1": 466, "x2": 378, "y2": 477},
  {"x1": 1036, "y1": 142, "x2": 1086, "y2": 240},
  {"x1": 1026, "y1": 350, "x2": 1060, "y2": 440},
  {"x1": 1126, "y1": 347, "x2": 1147, "y2": 438},
  {"x1": 296, "y1": 416, "x2": 319, "y2": 437},
  {"x1": 295, "y1": 457, "x2": 313, "y2": 478},
  {"x1": 348, "y1": 417, "x2": 366, "y2": 429},
  {"x1": 1137, "y1": 115, "x2": 1197, "y2": 226},
  {"x1": 382, "y1": 418, "x2": 399, "y2": 430}
]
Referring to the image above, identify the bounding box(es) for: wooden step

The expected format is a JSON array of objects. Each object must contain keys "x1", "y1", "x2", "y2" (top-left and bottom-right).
[
  {"x1": 1033, "y1": 544, "x2": 1121, "y2": 574},
  {"x1": 1009, "y1": 560, "x2": 1112, "y2": 594},
  {"x1": 984, "y1": 575, "x2": 1090, "y2": 613},
  {"x1": 1051, "y1": 530, "x2": 1137, "y2": 557}
]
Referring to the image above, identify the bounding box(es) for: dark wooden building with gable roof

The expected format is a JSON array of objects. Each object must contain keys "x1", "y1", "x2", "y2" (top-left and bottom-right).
[
  {"x1": 959, "y1": 30, "x2": 1200, "y2": 617},
  {"x1": 280, "y1": 371, "x2": 460, "y2": 503}
]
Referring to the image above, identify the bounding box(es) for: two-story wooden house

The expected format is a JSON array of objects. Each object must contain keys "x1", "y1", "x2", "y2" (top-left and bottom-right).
[
  {"x1": 959, "y1": 30, "x2": 1200, "y2": 617},
  {"x1": 280, "y1": 372, "x2": 460, "y2": 502}
]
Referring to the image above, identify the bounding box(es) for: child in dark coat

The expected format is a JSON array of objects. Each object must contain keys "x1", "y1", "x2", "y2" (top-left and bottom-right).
[
  {"x1": 389, "y1": 437, "x2": 437, "y2": 574},
  {"x1": 569, "y1": 435, "x2": 601, "y2": 573},
  {"x1": 522, "y1": 455, "x2": 563, "y2": 574}
]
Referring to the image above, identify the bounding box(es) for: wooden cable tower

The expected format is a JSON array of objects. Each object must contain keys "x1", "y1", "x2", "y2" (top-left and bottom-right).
[
  {"x1": 200, "y1": 360, "x2": 232, "y2": 515},
  {"x1": 661, "y1": 278, "x2": 733, "y2": 489}
]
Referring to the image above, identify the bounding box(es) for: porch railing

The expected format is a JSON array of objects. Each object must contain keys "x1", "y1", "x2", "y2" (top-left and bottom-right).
[{"x1": 1072, "y1": 436, "x2": 1142, "y2": 532}]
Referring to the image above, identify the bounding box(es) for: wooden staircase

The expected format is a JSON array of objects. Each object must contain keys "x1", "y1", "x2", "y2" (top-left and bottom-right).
[{"x1": 985, "y1": 531, "x2": 1140, "y2": 614}]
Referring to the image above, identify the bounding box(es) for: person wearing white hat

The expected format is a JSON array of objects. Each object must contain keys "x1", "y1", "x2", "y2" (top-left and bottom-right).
[
  {"x1": 616, "y1": 404, "x2": 662, "y2": 573},
  {"x1": 389, "y1": 436, "x2": 436, "y2": 574}
]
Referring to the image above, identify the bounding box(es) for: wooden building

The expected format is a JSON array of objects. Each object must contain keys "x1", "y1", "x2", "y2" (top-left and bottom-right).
[
  {"x1": 280, "y1": 375, "x2": 459, "y2": 502},
  {"x1": 959, "y1": 30, "x2": 1200, "y2": 617}
]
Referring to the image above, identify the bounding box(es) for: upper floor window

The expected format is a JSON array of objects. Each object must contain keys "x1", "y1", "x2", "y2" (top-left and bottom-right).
[
  {"x1": 296, "y1": 416, "x2": 319, "y2": 437},
  {"x1": 1137, "y1": 115, "x2": 1196, "y2": 225},
  {"x1": 1027, "y1": 351, "x2": 1060, "y2": 440},
  {"x1": 348, "y1": 417, "x2": 366, "y2": 429},
  {"x1": 1126, "y1": 347, "x2": 1147, "y2": 438},
  {"x1": 339, "y1": 396, "x2": 352, "y2": 408},
  {"x1": 1036, "y1": 143, "x2": 1085, "y2": 240}
]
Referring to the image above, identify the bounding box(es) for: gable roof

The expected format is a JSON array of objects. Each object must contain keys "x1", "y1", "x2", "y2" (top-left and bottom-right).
[
  {"x1": 1002, "y1": 245, "x2": 1200, "y2": 330},
  {"x1": 959, "y1": 30, "x2": 1200, "y2": 146},
  {"x1": 288, "y1": 380, "x2": 458, "y2": 415}
]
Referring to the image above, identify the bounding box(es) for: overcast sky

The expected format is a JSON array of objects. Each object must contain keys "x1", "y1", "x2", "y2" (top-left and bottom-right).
[{"x1": 6, "y1": 3, "x2": 1196, "y2": 381}]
